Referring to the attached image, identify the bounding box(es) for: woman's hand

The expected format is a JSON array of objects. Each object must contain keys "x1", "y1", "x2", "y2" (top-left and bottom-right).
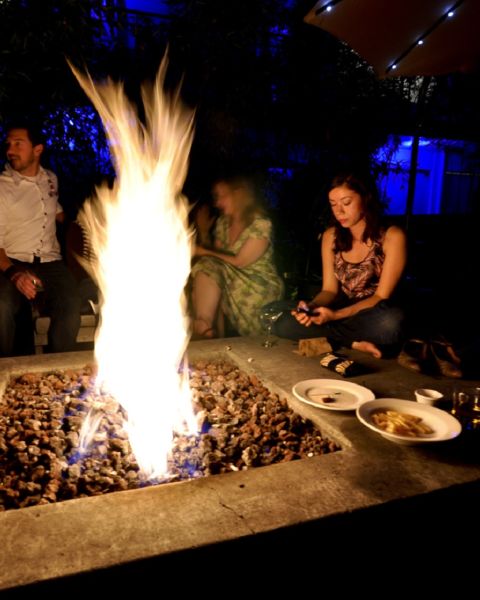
[
  {"x1": 310, "y1": 306, "x2": 334, "y2": 325},
  {"x1": 292, "y1": 300, "x2": 318, "y2": 325},
  {"x1": 194, "y1": 205, "x2": 216, "y2": 245},
  {"x1": 291, "y1": 301, "x2": 334, "y2": 327}
]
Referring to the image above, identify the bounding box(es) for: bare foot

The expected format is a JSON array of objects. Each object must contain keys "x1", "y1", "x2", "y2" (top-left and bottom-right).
[{"x1": 351, "y1": 340, "x2": 382, "y2": 359}]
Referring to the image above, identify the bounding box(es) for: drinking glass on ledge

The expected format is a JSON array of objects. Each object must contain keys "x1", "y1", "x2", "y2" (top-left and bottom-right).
[
  {"x1": 452, "y1": 386, "x2": 480, "y2": 430},
  {"x1": 259, "y1": 307, "x2": 282, "y2": 348}
]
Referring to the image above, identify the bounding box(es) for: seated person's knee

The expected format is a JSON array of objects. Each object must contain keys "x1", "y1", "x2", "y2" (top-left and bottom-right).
[{"x1": 375, "y1": 304, "x2": 405, "y2": 345}]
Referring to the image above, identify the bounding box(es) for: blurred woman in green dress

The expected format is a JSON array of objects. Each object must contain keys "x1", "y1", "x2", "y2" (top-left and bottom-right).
[{"x1": 191, "y1": 174, "x2": 284, "y2": 338}]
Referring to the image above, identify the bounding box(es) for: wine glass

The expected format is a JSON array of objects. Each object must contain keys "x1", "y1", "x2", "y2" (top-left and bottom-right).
[{"x1": 259, "y1": 307, "x2": 283, "y2": 347}]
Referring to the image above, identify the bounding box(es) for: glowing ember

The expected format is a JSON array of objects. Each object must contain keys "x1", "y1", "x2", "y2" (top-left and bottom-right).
[{"x1": 70, "y1": 58, "x2": 196, "y2": 479}]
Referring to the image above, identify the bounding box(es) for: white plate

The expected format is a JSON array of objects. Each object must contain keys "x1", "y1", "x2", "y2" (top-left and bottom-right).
[
  {"x1": 292, "y1": 379, "x2": 375, "y2": 411},
  {"x1": 357, "y1": 398, "x2": 462, "y2": 445}
]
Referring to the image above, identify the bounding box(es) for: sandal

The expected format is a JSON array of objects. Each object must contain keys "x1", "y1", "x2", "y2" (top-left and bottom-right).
[
  {"x1": 430, "y1": 338, "x2": 463, "y2": 379},
  {"x1": 397, "y1": 339, "x2": 429, "y2": 373},
  {"x1": 191, "y1": 319, "x2": 216, "y2": 341}
]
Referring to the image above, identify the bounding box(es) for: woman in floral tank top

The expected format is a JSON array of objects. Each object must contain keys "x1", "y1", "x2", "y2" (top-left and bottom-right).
[{"x1": 272, "y1": 170, "x2": 407, "y2": 358}]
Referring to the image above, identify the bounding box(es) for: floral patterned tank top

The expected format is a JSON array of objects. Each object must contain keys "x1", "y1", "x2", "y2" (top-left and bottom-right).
[{"x1": 333, "y1": 239, "x2": 385, "y2": 300}]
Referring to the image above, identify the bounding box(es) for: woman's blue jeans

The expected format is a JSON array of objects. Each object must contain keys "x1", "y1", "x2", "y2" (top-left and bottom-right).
[{"x1": 267, "y1": 299, "x2": 405, "y2": 356}]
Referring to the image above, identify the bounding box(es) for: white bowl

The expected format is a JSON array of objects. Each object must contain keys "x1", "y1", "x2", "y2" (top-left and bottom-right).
[
  {"x1": 356, "y1": 398, "x2": 461, "y2": 445},
  {"x1": 414, "y1": 388, "x2": 444, "y2": 406}
]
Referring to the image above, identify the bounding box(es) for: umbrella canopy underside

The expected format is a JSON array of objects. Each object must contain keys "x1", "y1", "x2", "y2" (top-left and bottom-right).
[{"x1": 305, "y1": 0, "x2": 480, "y2": 77}]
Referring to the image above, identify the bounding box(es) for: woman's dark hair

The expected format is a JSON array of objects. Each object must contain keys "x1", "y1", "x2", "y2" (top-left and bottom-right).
[{"x1": 328, "y1": 170, "x2": 385, "y2": 252}]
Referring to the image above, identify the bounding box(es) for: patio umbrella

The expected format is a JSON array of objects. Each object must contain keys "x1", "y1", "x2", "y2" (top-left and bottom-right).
[
  {"x1": 304, "y1": 0, "x2": 480, "y2": 223},
  {"x1": 304, "y1": 0, "x2": 480, "y2": 78}
]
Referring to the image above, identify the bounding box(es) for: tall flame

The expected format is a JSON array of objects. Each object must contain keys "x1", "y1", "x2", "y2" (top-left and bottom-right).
[{"x1": 71, "y1": 58, "x2": 196, "y2": 479}]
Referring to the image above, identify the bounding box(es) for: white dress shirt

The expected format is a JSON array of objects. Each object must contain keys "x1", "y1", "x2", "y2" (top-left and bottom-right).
[{"x1": 0, "y1": 163, "x2": 63, "y2": 262}]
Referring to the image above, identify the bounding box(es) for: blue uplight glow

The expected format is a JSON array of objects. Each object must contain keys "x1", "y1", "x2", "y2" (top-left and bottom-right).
[
  {"x1": 123, "y1": 0, "x2": 169, "y2": 13},
  {"x1": 374, "y1": 135, "x2": 480, "y2": 215}
]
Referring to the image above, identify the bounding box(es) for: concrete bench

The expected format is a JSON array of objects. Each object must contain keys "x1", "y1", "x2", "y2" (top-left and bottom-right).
[{"x1": 32, "y1": 309, "x2": 98, "y2": 354}]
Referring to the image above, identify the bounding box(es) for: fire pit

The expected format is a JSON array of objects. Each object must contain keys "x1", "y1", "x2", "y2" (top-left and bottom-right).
[{"x1": 0, "y1": 338, "x2": 356, "y2": 590}]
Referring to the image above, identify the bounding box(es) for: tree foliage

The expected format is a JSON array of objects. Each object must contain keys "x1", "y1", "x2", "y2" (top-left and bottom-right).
[{"x1": 0, "y1": 1, "x2": 105, "y2": 113}]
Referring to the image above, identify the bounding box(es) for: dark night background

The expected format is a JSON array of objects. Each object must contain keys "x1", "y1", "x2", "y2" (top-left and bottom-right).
[{"x1": 1, "y1": 0, "x2": 479, "y2": 327}]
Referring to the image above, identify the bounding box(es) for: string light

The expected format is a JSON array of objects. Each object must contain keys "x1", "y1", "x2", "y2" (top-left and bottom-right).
[
  {"x1": 315, "y1": 0, "x2": 342, "y2": 16},
  {"x1": 386, "y1": 1, "x2": 465, "y2": 74}
]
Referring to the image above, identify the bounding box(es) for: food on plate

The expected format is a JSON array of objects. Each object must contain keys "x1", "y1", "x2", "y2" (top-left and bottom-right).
[
  {"x1": 371, "y1": 409, "x2": 434, "y2": 437},
  {"x1": 320, "y1": 396, "x2": 336, "y2": 404},
  {"x1": 309, "y1": 392, "x2": 337, "y2": 404}
]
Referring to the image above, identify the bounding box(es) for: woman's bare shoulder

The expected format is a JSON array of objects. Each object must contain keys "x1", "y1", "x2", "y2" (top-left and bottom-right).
[
  {"x1": 382, "y1": 225, "x2": 407, "y2": 252},
  {"x1": 322, "y1": 226, "x2": 335, "y2": 241},
  {"x1": 320, "y1": 227, "x2": 336, "y2": 254},
  {"x1": 383, "y1": 224, "x2": 406, "y2": 242}
]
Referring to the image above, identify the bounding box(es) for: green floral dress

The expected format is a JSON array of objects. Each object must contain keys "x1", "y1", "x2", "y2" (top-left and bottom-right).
[{"x1": 191, "y1": 215, "x2": 284, "y2": 335}]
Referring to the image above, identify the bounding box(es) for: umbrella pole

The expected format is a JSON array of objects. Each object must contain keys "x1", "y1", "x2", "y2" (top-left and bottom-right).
[
  {"x1": 405, "y1": 76, "x2": 432, "y2": 230},
  {"x1": 405, "y1": 134, "x2": 420, "y2": 231}
]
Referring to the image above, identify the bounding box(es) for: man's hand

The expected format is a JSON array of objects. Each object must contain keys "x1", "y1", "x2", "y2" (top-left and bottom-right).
[{"x1": 11, "y1": 270, "x2": 43, "y2": 300}]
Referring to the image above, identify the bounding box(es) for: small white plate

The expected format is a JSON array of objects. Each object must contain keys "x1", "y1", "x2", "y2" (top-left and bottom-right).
[
  {"x1": 357, "y1": 398, "x2": 462, "y2": 444},
  {"x1": 292, "y1": 379, "x2": 375, "y2": 411}
]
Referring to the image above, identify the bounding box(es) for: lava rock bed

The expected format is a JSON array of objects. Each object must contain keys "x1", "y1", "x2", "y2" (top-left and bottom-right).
[{"x1": 0, "y1": 360, "x2": 340, "y2": 511}]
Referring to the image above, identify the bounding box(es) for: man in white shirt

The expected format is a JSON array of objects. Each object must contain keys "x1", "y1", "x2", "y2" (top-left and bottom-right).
[{"x1": 0, "y1": 123, "x2": 81, "y2": 356}]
